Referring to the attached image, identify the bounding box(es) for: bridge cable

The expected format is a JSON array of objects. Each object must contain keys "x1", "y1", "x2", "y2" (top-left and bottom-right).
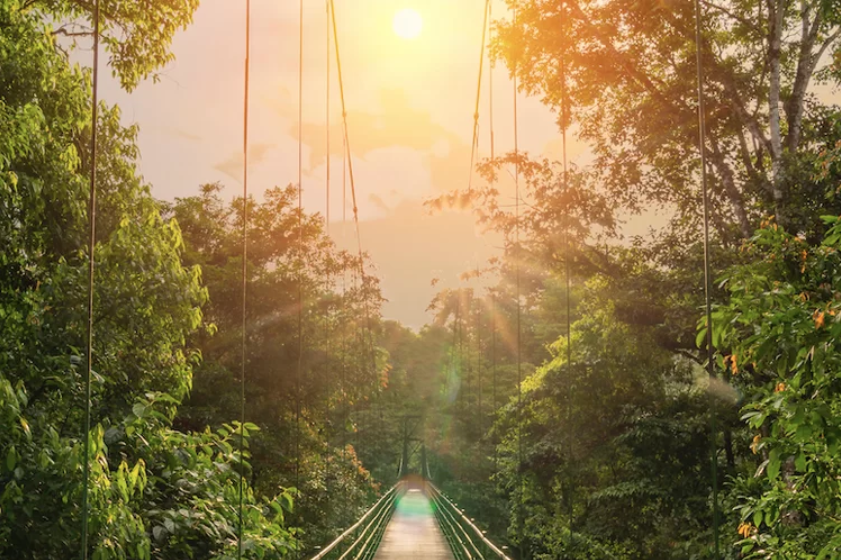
[
  {"x1": 237, "y1": 0, "x2": 251, "y2": 557},
  {"x1": 512, "y1": 6, "x2": 521, "y2": 430},
  {"x1": 466, "y1": 290, "x2": 473, "y2": 420},
  {"x1": 326, "y1": 0, "x2": 331, "y2": 233},
  {"x1": 475, "y1": 281, "x2": 482, "y2": 428},
  {"x1": 457, "y1": 295, "x2": 465, "y2": 475},
  {"x1": 329, "y1": 0, "x2": 379, "y2": 475},
  {"x1": 81, "y1": 1, "x2": 101, "y2": 557},
  {"x1": 488, "y1": 0, "x2": 498, "y2": 470},
  {"x1": 692, "y1": 0, "x2": 721, "y2": 556},
  {"x1": 488, "y1": 0, "x2": 495, "y2": 166},
  {"x1": 329, "y1": 0, "x2": 368, "y2": 297},
  {"x1": 467, "y1": 0, "x2": 491, "y2": 196},
  {"x1": 341, "y1": 106, "x2": 348, "y2": 490},
  {"x1": 295, "y1": 0, "x2": 304, "y2": 553},
  {"x1": 491, "y1": 291, "x2": 497, "y2": 469},
  {"x1": 512, "y1": 4, "x2": 525, "y2": 555},
  {"x1": 447, "y1": 292, "x2": 459, "y2": 444},
  {"x1": 559, "y1": 31, "x2": 575, "y2": 546},
  {"x1": 324, "y1": 0, "x2": 333, "y2": 515}
]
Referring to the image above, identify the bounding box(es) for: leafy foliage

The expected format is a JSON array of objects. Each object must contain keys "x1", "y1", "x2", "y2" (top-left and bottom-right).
[
  {"x1": 30, "y1": 0, "x2": 200, "y2": 90},
  {"x1": 716, "y1": 217, "x2": 841, "y2": 558},
  {"x1": 0, "y1": 3, "x2": 294, "y2": 557},
  {"x1": 165, "y1": 182, "x2": 390, "y2": 550}
]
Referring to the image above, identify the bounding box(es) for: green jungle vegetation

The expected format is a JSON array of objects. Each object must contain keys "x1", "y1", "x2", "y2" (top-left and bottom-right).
[{"x1": 2, "y1": 0, "x2": 841, "y2": 558}]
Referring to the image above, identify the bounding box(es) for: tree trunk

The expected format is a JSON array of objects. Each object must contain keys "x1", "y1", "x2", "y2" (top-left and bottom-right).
[{"x1": 767, "y1": 0, "x2": 785, "y2": 218}]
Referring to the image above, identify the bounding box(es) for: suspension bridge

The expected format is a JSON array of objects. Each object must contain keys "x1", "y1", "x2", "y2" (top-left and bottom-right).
[
  {"x1": 68, "y1": 0, "x2": 722, "y2": 556},
  {"x1": 308, "y1": 470, "x2": 513, "y2": 560}
]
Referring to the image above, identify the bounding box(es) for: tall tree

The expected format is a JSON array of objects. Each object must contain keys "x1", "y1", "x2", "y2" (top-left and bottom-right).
[
  {"x1": 0, "y1": 3, "x2": 295, "y2": 557},
  {"x1": 494, "y1": 0, "x2": 841, "y2": 238}
]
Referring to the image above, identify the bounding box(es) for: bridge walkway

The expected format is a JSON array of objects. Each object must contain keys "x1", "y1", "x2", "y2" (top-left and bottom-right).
[{"x1": 373, "y1": 487, "x2": 454, "y2": 560}]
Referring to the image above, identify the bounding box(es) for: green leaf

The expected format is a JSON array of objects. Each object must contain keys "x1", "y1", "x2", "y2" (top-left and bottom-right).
[
  {"x1": 152, "y1": 526, "x2": 165, "y2": 542},
  {"x1": 116, "y1": 469, "x2": 128, "y2": 501},
  {"x1": 768, "y1": 448, "x2": 781, "y2": 481},
  {"x1": 695, "y1": 327, "x2": 707, "y2": 349},
  {"x1": 795, "y1": 452, "x2": 807, "y2": 472},
  {"x1": 6, "y1": 446, "x2": 16, "y2": 471}
]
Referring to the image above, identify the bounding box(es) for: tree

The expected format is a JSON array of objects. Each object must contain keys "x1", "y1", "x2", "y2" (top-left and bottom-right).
[
  {"x1": 490, "y1": 278, "x2": 719, "y2": 559},
  {"x1": 29, "y1": 0, "x2": 200, "y2": 90},
  {"x1": 0, "y1": 3, "x2": 294, "y2": 556},
  {"x1": 167, "y1": 183, "x2": 389, "y2": 550},
  {"x1": 495, "y1": 0, "x2": 841, "y2": 238}
]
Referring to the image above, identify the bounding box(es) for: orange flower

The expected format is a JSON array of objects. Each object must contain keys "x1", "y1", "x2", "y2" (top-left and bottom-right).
[
  {"x1": 751, "y1": 434, "x2": 761, "y2": 454},
  {"x1": 730, "y1": 354, "x2": 739, "y2": 375},
  {"x1": 738, "y1": 522, "x2": 754, "y2": 538},
  {"x1": 775, "y1": 382, "x2": 786, "y2": 393},
  {"x1": 815, "y1": 309, "x2": 826, "y2": 329}
]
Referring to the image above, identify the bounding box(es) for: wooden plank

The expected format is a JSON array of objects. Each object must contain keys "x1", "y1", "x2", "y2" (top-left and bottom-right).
[{"x1": 373, "y1": 488, "x2": 454, "y2": 560}]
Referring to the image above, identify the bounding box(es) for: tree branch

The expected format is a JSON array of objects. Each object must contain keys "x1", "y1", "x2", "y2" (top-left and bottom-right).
[
  {"x1": 700, "y1": 0, "x2": 762, "y2": 34},
  {"x1": 564, "y1": 0, "x2": 684, "y2": 112},
  {"x1": 675, "y1": 349, "x2": 704, "y2": 365},
  {"x1": 52, "y1": 26, "x2": 94, "y2": 37},
  {"x1": 707, "y1": 135, "x2": 753, "y2": 238},
  {"x1": 784, "y1": 1, "x2": 823, "y2": 151}
]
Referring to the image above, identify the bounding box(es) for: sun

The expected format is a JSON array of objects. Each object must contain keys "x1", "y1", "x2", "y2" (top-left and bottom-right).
[{"x1": 393, "y1": 8, "x2": 422, "y2": 40}]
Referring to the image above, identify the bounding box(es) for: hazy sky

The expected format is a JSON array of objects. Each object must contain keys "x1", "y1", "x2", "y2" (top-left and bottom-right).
[{"x1": 96, "y1": 0, "x2": 585, "y2": 327}]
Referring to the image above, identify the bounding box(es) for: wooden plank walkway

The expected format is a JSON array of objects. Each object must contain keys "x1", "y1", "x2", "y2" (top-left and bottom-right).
[{"x1": 373, "y1": 488, "x2": 454, "y2": 560}]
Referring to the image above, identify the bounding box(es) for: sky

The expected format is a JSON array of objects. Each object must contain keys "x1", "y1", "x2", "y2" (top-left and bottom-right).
[{"x1": 96, "y1": 0, "x2": 587, "y2": 328}]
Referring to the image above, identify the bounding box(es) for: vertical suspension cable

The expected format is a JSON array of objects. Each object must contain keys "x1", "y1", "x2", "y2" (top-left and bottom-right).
[
  {"x1": 456, "y1": 296, "x2": 463, "y2": 410},
  {"x1": 512, "y1": 5, "x2": 524, "y2": 556},
  {"x1": 237, "y1": 0, "x2": 251, "y2": 557},
  {"x1": 513, "y1": 4, "x2": 522, "y2": 464},
  {"x1": 692, "y1": 1, "x2": 721, "y2": 556},
  {"x1": 490, "y1": 290, "x2": 497, "y2": 468},
  {"x1": 448, "y1": 292, "x2": 459, "y2": 428},
  {"x1": 324, "y1": 0, "x2": 333, "y2": 512},
  {"x1": 466, "y1": 291, "x2": 472, "y2": 419},
  {"x1": 455, "y1": 295, "x2": 463, "y2": 475},
  {"x1": 476, "y1": 284, "x2": 483, "y2": 428},
  {"x1": 329, "y1": 0, "x2": 378, "y2": 475},
  {"x1": 488, "y1": 0, "x2": 495, "y2": 167},
  {"x1": 326, "y1": 0, "x2": 331, "y2": 233},
  {"x1": 488, "y1": 0, "x2": 498, "y2": 471},
  {"x1": 295, "y1": 0, "x2": 304, "y2": 554},
  {"x1": 81, "y1": 2, "x2": 101, "y2": 557},
  {"x1": 341, "y1": 107, "x2": 348, "y2": 478},
  {"x1": 560, "y1": 34, "x2": 574, "y2": 545}
]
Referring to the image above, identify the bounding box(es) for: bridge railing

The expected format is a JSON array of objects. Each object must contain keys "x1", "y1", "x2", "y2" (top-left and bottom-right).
[
  {"x1": 307, "y1": 483, "x2": 401, "y2": 560},
  {"x1": 426, "y1": 482, "x2": 513, "y2": 560}
]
